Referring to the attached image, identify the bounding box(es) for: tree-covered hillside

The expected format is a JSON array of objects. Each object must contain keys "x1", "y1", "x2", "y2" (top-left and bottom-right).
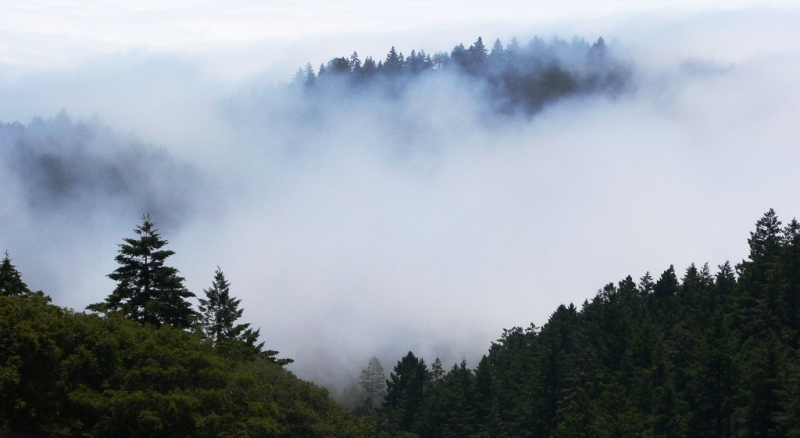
[
  {"x1": 293, "y1": 35, "x2": 630, "y2": 116},
  {"x1": 4, "y1": 210, "x2": 800, "y2": 437},
  {"x1": 0, "y1": 219, "x2": 369, "y2": 437},
  {"x1": 366, "y1": 209, "x2": 800, "y2": 437}
]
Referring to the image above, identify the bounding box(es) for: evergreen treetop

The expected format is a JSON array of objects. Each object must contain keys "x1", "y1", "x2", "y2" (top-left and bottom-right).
[
  {"x1": 88, "y1": 215, "x2": 196, "y2": 328},
  {"x1": 198, "y1": 266, "x2": 292, "y2": 365},
  {"x1": 0, "y1": 252, "x2": 32, "y2": 298},
  {"x1": 359, "y1": 356, "x2": 387, "y2": 416},
  {"x1": 198, "y1": 267, "x2": 244, "y2": 343}
]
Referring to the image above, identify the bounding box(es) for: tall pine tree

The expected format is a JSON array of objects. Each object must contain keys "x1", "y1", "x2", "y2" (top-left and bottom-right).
[
  {"x1": 88, "y1": 215, "x2": 196, "y2": 328},
  {"x1": 0, "y1": 252, "x2": 32, "y2": 297},
  {"x1": 359, "y1": 356, "x2": 387, "y2": 416},
  {"x1": 382, "y1": 352, "x2": 429, "y2": 433},
  {"x1": 198, "y1": 267, "x2": 290, "y2": 364}
]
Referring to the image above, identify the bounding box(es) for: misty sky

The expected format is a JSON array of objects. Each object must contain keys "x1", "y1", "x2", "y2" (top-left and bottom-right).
[{"x1": 2, "y1": 1, "x2": 800, "y2": 391}]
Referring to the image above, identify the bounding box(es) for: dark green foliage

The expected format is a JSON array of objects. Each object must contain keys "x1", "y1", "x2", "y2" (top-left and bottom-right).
[
  {"x1": 1, "y1": 218, "x2": 363, "y2": 436},
  {"x1": 0, "y1": 252, "x2": 32, "y2": 298},
  {"x1": 13, "y1": 206, "x2": 800, "y2": 436},
  {"x1": 88, "y1": 216, "x2": 196, "y2": 329},
  {"x1": 381, "y1": 352, "x2": 429, "y2": 434},
  {"x1": 197, "y1": 267, "x2": 290, "y2": 364},
  {"x1": 199, "y1": 267, "x2": 244, "y2": 343},
  {"x1": 0, "y1": 293, "x2": 369, "y2": 437},
  {"x1": 376, "y1": 209, "x2": 800, "y2": 437},
  {"x1": 0, "y1": 293, "x2": 63, "y2": 431}
]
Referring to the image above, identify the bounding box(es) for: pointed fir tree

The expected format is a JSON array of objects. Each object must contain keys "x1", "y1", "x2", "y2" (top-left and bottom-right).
[
  {"x1": 303, "y1": 62, "x2": 316, "y2": 88},
  {"x1": 362, "y1": 56, "x2": 377, "y2": 78},
  {"x1": 430, "y1": 357, "x2": 445, "y2": 386},
  {"x1": 0, "y1": 252, "x2": 32, "y2": 297},
  {"x1": 638, "y1": 271, "x2": 655, "y2": 297},
  {"x1": 747, "y1": 208, "x2": 782, "y2": 263},
  {"x1": 489, "y1": 38, "x2": 505, "y2": 61},
  {"x1": 88, "y1": 215, "x2": 196, "y2": 328},
  {"x1": 349, "y1": 51, "x2": 362, "y2": 70},
  {"x1": 198, "y1": 267, "x2": 260, "y2": 349},
  {"x1": 382, "y1": 352, "x2": 429, "y2": 433},
  {"x1": 383, "y1": 46, "x2": 404, "y2": 74},
  {"x1": 467, "y1": 36, "x2": 488, "y2": 72},
  {"x1": 198, "y1": 267, "x2": 245, "y2": 343},
  {"x1": 450, "y1": 43, "x2": 468, "y2": 68},
  {"x1": 292, "y1": 67, "x2": 305, "y2": 86},
  {"x1": 737, "y1": 209, "x2": 785, "y2": 340},
  {"x1": 359, "y1": 356, "x2": 387, "y2": 416},
  {"x1": 199, "y1": 267, "x2": 291, "y2": 364}
]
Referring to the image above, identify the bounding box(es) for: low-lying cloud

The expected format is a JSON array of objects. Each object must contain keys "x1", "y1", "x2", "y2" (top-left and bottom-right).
[{"x1": 2, "y1": 112, "x2": 204, "y2": 229}]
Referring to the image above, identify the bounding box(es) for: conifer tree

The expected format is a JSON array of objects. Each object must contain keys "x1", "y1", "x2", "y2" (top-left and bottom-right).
[
  {"x1": 362, "y1": 56, "x2": 377, "y2": 78},
  {"x1": 349, "y1": 51, "x2": 361, "y2": 70},
  {"x1": 199, "y1": 267, "x2": 244, "y2": 343},
  {"x1": 88, "y1": 215, "x2": 196, "y2": 328},
  {"x1": 382, "y1": 352, "x2": 429, "y2": 433},
  {"x1": 303, "y1": 63, "x2": 316, "y2": 88},
  {"x1": 489, "y1": 38, "x2": 504, "y2": 61},
  {"x1": 0, "y1": 252, "x2": 32, "y2": 297},
  {"x1": 198, "y1": 267, "x2": 259, "y2": 345},
  {"x1": 467, "y1": 36, "x2": 487, "y2": 71},
  {"x1": 638, "y1": 271, "x2": 655, "y2": 296},
  {"x1": 359, "y1": 356, "x2": 387, "y2": 416},
  {"x1": 383, "y1": 46, "x2": 404, "y2": 74},
  {"x1": 198, "y1": 267, "x2": 291, "y2": 364},
  {"x1": 430, "y1": 357, "x2": 444, "y2": 386}
]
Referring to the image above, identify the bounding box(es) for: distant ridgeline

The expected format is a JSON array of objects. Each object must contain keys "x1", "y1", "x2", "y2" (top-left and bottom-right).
[
  {"x1": 0, "y1": 114, "x2": 202, "y2": 228},
  {"x1": 295, "y1": 36, "x2": 631, "y2": 114}
]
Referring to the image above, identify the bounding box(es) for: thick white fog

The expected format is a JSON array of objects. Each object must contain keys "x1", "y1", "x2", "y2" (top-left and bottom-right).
[{"x1": 2, "y1": 2, "x2": 800, "y2": 392}]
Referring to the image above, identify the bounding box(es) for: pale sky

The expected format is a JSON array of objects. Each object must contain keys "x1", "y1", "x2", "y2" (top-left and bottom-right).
[
  {"x1": 2, "y1": 1, "x2": 800, "y2": 391},
  {"x1": 2, "y1": 1, "x2": 796, "y2": 72}
]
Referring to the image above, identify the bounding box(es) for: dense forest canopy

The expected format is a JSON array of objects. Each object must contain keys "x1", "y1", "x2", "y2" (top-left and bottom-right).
[
  {"x1": 5, "y1": 205, "x2": 800, "y2": 436},
  {"x1": 290, "y1": 35, "x2": 630, "y2": 116},
  {"x1": 358, "y1": 209, "x2": 800, "y2": 437},
  {"x1": 0, "y1": 218, "x2": 360, "y2": 437}
]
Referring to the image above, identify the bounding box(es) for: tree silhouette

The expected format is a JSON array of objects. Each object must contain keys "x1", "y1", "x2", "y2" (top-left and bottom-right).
[{"x1": 88, "y1": 215, "x2": 196, "y2": 328}]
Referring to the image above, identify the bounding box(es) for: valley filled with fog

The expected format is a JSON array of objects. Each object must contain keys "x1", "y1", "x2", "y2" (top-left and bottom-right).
[{"x1": 1, "y1": 2, "x2": 800, "y2": 392}]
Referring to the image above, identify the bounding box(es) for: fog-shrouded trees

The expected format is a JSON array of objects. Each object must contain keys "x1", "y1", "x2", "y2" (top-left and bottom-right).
[
  {"x1": 1, "y1": 218, "x2": 342, "y2": 435},
  {"x1": 294, "y1": 35, "x2": 630, "y2": 116},
  {"x1": 359, "y1": 356, "x2": 387, "y2": 416},
  {"x1": 356, "y1": 209, "x2": 800, "y2": 438},
  {"x1": 88, "y1": 215, "x2": 196, "y2": 329}
]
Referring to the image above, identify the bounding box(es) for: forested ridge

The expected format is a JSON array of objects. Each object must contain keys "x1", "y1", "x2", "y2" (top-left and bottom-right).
[
  {"x1": 0, "y1": 218, "x2": 370, "y2": 437},
  {"x1": 361, "y1": 209, "x2": 800, "y2": 437},
  {"x1": 6, "y1": 205, "x2": 800, "y2": 437},
  {"x1": 292, "y1": 35, "x2": 630, "y2": 116}
]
